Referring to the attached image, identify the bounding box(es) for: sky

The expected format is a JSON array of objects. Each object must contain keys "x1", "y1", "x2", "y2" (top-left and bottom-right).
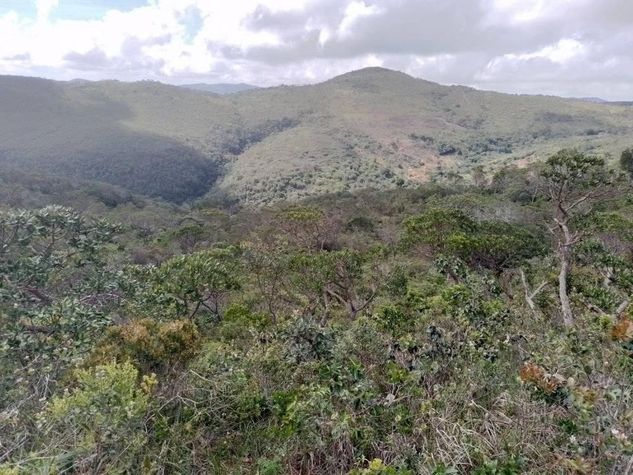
[{"x1": 0, "y1": 0, "x2": 632, "y2": 100}]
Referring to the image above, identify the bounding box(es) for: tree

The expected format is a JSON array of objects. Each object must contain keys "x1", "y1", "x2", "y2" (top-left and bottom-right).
[
  {"x1": 0, "y1": 206, "x2": 121, "y2": 311},
  {"x1": 289, "y1": 249, "x2": 383, "y2": 320},
  {"x1": 140, "y1": 248, "x2": 241, "y2": 320},
  {"x1": 471, "y1": 165, "x2": 488, "y2": 189},
  {"x1": 326, "y1": 250, "x2": 383, "y2": 319},
  {"x1": 242, "y1": 235, "x2": 290, "y2": 321},
  {"x1": 402, "y1": 208, "x2": 544, "y2": 276},
  {"x1": 0, "y1": 206, "x2": 121, "y2": 380},
  {"x1": 402, "y1": 208, "x2": 476, "y2": 256},
  {"x1": 275, "y1": 206, "x2": 340, "y2": 251},
  {"x1": 0, "y1": 207, "x2": 124, "y2": 464},
  {"x1": 539, "y1": 149, "x2": 621, "y2": 326}
]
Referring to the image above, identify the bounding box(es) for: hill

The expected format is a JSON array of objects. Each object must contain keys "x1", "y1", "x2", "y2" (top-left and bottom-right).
[
  {"x1": 179, "y1": 82, "x2": 260, "y2": 95},
  {"x1": 1, "y1": 68, "x2": 632, "y2": 205}
]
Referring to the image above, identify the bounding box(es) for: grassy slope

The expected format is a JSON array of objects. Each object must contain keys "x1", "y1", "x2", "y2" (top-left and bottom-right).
[{"x1": 1, "y1": 68, "x2": 632, "y2": 205}]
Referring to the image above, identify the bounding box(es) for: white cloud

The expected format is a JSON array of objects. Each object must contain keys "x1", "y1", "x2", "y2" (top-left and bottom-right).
[
  {"x1": 0, "y1": 0, "x2": 632, "y2": 99},
  {"x1": 479, "y1": 38, "x2": 586, "y2": 79},
  {"x1": 489, "y1": 0, "x2": 547, "y2": 24},
  {"x1": 487, "y1": 0, "x2": 585, "y2": 25},
  {"x1": 338, "y1": 1, "x2": 381, "y2": 37},
  {"x1": 1, "y1": 0, "x2": 309, "y2": 79},
  {"x1": 535, "y1": 39, "x2": 585, "y2": 64},
  {"x1": 37, "y1": 0, "x2": 59, "y2": 21}
]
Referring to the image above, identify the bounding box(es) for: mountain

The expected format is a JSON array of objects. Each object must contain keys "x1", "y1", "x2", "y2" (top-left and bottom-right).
[
  {"x1": 572, "y1": 96, "x2": 633, "y2": 106},
  {"x1": 1, "y1": 68, "x2": 632, "y2": 205},
  {"x1": 179, "y1": 83, "x2": 260, "y2": 95},
  {"x1": 572, "y1": 97, "x2": 609, "y2": 104}
]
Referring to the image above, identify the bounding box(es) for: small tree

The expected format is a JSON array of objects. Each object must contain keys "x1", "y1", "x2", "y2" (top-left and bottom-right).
[
  {"x1": 242, "y1": 235, "x2": 290, "y2": 321},
  {"x1": 471, "y1": 165, "x2": 488, "y2": 189},
  {"x1": 287, "y1": 249, "x2": 384, "y2": 320},
  {"x1": 275, "y1": 206, "x2": 340, "y2": 251},
  {"x1": 402, "y1": 208, "x2": 476, "y2": 256},
  {"x1": 0, "y1": 206, "x2": 121, "y2": 386},
  {"x1": 539, "y1": 149, "x2": 621, "y2": 326},
  {"x1": 403, "y1": 208, "x2": 544, "y2": 276},
  {"x1": 140, "y1": 248, "x2": 241, "y2": 320},
  {"x1": 620, "y1": 147, "x2": 633, "y2": 179}
]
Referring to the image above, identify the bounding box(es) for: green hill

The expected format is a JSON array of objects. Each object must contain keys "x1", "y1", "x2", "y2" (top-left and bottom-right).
[
  {"x1": 1, "y1": 68, "x2": 632, "y2": 205},
  {"x1": 179, "y1": 83, "x2": 260, "y2": 95}
]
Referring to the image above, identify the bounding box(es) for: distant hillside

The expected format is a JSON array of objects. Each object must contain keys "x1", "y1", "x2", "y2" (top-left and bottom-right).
[
  {"x1": 0, "y1": 76, "x2": 230, "y2": 203},
  {"x1": 179, "y1": 83, "x2": 259, "y2": 95},
  {"x1": 1, "y1": 68, "x2": 632, "y2": 205},
  {"x1": 571, "y1": 97, "x2": 608, "y2": 104},
  {"x1": 572, "y1": 97, "x2": 633, "y2": 106}
]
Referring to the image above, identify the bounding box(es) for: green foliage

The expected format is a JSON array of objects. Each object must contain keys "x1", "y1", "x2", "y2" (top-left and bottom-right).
[
  {"x1": 385, "y1": 266, "x2": 408, "y2": 297},
  {"x1": 403, "y1": 208, "x2": 545, "y2": 272},
  {"x1": 542, "y1": 148, "x2": 612, "y2": 191},
  {"x1": 472, "y1": 456, "x2": 524, "y2": 474},
  {"x1": 218, "y1": 303, "x2": 271, "y2": 341},
  {"x1": 39, "y1": 361, "x2": 154, "y2": 473},
  {"x1": 584, "y1": 212, "x2": 633, "y2": 241},
  {"x1": 620, "y1": 147, "x2": 633, "y2": 178},
  {"x1": 349, "y1": 458, "x2": 412, "y2": 475},
  {"x1": 278, "y1": 206, "x2": 325, "y2": 224},
  {"x1": 402, "y1": 208, "x2": 477, "y2": 252},
  {"x1": 0, "y1": 205, "x2": 122, "y2": 395},
  {"x1": 2, "y1": 163, "x2": 633, "y2": 473},
  {"x1": 89, "y1": 318, "x2": 201, "y2": 373},
  {"x1": 275, "y1": 205, "x2": 335, "y2": 250},
  {"x1": 132, "y1": 248, "x2": 241, "y2": 320},
  {"x1": 286, "y1": 248, "x2": 384, "y2": 318},
  {"x1": 346, "y1": 216, "x2": 376, "y2": 233},
  {"x1": 257, "y1": 458, "x2": 284, "y2": 475}
]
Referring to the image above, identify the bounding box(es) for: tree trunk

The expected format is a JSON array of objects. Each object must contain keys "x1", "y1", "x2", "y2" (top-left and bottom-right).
[
  {"x1": 558, "y1": 246, "x2": 574, "y2": 326},
  {"x1": 555, "y1": 217, "x2": 575, "y2": 327}
]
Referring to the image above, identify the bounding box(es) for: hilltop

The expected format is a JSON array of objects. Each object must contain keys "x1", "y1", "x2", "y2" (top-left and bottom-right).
[{"x1": 1, "y1": 68, "x2": 631, "y2": 205}]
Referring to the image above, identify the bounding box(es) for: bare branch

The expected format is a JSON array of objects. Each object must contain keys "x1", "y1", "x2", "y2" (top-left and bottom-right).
[
  {"x1": 22, "y1": 286, "x2": 53, "y2": 305},
  {"x1": 520, "y1": 269, "x2": 547, "y2": 313}
]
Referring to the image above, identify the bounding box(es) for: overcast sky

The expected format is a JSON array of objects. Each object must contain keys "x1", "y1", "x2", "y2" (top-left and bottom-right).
[{"x1": 1, "y1": 0, "x2": 632, "y2": 99}]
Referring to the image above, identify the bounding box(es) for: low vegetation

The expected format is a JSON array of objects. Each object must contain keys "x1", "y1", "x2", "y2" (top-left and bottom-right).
[{"x1": 1, "y1": 148, "x2": 632, "y2": 473}]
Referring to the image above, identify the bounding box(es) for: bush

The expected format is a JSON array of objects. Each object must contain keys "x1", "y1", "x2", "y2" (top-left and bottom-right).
[
  {"x1": 38, "y1": 362, "x2": 154, "y2": 472},
  {"x1": 88, "y1": 318, "x2": 200, "y2": 373}
]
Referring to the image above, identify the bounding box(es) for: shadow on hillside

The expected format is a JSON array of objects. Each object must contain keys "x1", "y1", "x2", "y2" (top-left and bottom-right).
[{"x1": 0, "y1": 76, "x2": 222, "y2": 203}]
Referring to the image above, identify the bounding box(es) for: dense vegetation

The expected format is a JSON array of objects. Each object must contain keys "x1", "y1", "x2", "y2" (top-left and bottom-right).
[
  {"x1": 2, "y1": 69, "x2": 633, "y2": 205},
  {"x1": 1, "y1": 148, "x2": 632, "y2": 474}
]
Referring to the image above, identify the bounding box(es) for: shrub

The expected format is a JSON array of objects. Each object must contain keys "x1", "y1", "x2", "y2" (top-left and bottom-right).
[
  {"x1": 88, "y1": 318, "x2": 200, "y2": 373},
  {"x1": 38, "y1": 362, "x2": 154, "y2": 472}
]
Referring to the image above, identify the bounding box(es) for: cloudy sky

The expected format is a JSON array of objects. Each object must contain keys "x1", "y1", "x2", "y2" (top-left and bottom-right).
[{"x1": 1, "y1": 0, "x2": 632, "y2": 99}]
